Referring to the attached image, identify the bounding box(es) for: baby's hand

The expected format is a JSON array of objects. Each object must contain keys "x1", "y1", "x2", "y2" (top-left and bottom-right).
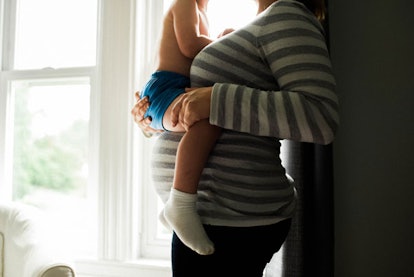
[{"x1": 217, "y1": 28, "x2": 235, "y2": 38}]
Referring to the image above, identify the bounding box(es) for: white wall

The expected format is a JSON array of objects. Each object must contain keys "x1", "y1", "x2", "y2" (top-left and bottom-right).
[{"x1": 329, "y1": 1, "x2": 414, "y2": 276}]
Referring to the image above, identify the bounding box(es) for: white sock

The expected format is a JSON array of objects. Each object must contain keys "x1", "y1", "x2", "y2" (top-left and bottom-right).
[{"x1": 163, "y1": 188, "x2": 215, "y2": 255}]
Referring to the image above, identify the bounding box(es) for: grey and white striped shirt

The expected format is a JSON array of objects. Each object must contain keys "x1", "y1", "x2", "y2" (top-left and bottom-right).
[{"x1": 151, "y1": 0, "x2": 338, "y2": 227}]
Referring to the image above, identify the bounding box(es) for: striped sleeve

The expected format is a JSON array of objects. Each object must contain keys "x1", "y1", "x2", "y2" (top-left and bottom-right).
[{"x1": 209, "y1": 1, "x2": 339, "y2": 145}]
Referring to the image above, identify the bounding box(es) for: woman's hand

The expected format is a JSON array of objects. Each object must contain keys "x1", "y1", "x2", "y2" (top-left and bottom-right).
[
  {"x1": 170, "y1": 87, "x2": 213, "y2": 131},
  {"x1": 131, "y1": 92, "x2": 163, "y2": 137}
]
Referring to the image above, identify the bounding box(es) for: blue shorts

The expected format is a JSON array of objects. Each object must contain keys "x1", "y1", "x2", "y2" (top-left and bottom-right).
[{"x1": 140, "y1": 71, "x2": 190, "y2": 130}]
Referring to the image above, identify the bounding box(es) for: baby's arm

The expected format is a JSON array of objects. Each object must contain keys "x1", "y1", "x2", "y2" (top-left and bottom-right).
[{"x1": 172, "y1": 0, "x2": 213, "y2": 58}]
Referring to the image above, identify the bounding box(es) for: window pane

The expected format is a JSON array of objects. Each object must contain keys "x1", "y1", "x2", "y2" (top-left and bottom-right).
[
  {"x1": 11, "y1": 79, "x2": 97, "y2": 258},
  {"x1": 14, "y1": 0, "x2": 98, "y2": 69},
  {"x1": 207, "y1": 0, "x2": 257, "y2": 38}
]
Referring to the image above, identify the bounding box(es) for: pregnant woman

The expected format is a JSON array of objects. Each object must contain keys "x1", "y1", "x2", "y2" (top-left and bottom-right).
[{"x1": 132, "y1": 0, "x2": 338, "y2": 276}]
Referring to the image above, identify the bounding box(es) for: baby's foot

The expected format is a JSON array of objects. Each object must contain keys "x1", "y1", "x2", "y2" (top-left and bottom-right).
[{"x1": 164, "y1": 188, "x2": 215, "y2": 255}]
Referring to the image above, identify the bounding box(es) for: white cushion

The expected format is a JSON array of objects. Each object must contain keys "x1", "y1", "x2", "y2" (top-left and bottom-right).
[{"x1": 0, "y1": 202, "x2": 75, "y2": 277}]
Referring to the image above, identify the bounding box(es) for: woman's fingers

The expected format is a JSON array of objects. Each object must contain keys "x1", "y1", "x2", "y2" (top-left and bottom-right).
[
  {"x1": 131, "y1": 94, "x2": 162, "y2": 136},
  {"x1": 131, "y1": 96, "x2": 149, "y2": 119},
  {"x1": 138, "y1": 99, "x2": 150, "y2": 118},
  {"x1": 171, "y1": 94, "x2": 186, "y2": 127},
  {"x1": 170, "y1": 87, "x2": 212, "y2": 130},
  {"x1": 180, "y1": 97, "x2": 191, "y2": 131}
]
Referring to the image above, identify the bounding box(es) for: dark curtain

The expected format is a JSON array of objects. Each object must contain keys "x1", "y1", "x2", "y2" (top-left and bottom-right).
[{"x1": 281, "y1": 141, "x2": 334, "y2": 277}]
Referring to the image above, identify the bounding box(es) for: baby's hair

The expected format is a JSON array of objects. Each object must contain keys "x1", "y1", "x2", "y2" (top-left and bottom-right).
[{"x1": 299, "y1": 0, "x2": 326, "y2": 21}]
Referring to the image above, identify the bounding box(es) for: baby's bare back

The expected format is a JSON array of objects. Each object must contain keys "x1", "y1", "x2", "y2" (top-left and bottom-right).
[{"x1": 157, "y1": 12, "x2": 193, "y2": 76}]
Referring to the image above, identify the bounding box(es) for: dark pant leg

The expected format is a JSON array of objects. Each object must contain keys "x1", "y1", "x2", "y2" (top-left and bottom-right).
[{"x1": 171, "y1": 219, "x2": 292, "y2": 277}]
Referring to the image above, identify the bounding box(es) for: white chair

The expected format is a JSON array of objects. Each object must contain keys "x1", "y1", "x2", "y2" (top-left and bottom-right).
[{"x1": 0, "y1": 202, "x2": 76, "y2": 277}]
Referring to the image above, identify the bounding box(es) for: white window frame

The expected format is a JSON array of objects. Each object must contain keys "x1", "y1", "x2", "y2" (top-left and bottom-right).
[{"x1": 0, "y1": 0, "x2": 172, "y2": 276}]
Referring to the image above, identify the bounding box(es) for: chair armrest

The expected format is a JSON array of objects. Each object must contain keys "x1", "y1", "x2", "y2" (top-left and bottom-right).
[{"x1": 38, "y1": 264, "x2": 76, "y2": 277}]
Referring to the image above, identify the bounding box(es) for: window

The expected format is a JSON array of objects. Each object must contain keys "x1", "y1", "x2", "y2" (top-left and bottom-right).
[
  {"x1": 13, "y1": 0, "x2": 97, "y2": 70},
  {"x1": 11, "y1": 78, "x2": 95, "y2": 256},
  {"x1": 1, "y1": 0, "x2": 257, "y2": 276},
  {"x1": 1, "y1": 0, "x2": 99, "y2": 259}
]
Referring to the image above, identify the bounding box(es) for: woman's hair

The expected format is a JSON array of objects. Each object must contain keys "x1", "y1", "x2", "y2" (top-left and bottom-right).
[{"x1": 298, "y1": 0, "x2": 326, "y2": 21}]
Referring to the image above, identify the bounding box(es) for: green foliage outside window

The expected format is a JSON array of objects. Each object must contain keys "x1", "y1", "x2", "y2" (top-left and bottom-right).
[{"x1": 12, "y1": 87, "x2": 88, "y2": 199}]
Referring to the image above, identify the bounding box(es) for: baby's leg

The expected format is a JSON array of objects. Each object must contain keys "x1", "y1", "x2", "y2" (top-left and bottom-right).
[{"x1": 162, "y1": 105, "x2": 221, "y2": 255}]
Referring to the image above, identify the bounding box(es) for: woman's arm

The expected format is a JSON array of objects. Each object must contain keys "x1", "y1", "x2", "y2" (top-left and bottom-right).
[{"x1": 209, "y1": 5, "x2": 339, "y2": 145}]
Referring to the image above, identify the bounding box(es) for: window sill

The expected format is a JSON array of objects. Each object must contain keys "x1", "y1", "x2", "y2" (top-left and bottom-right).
[{"x1": 75, "y1": 258, "x2": 171, "y2": 277}]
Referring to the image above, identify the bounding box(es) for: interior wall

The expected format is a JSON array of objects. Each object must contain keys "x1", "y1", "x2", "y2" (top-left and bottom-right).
[{"x1": 329, "y1": 1, "x2": 414, "y2": 276}]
